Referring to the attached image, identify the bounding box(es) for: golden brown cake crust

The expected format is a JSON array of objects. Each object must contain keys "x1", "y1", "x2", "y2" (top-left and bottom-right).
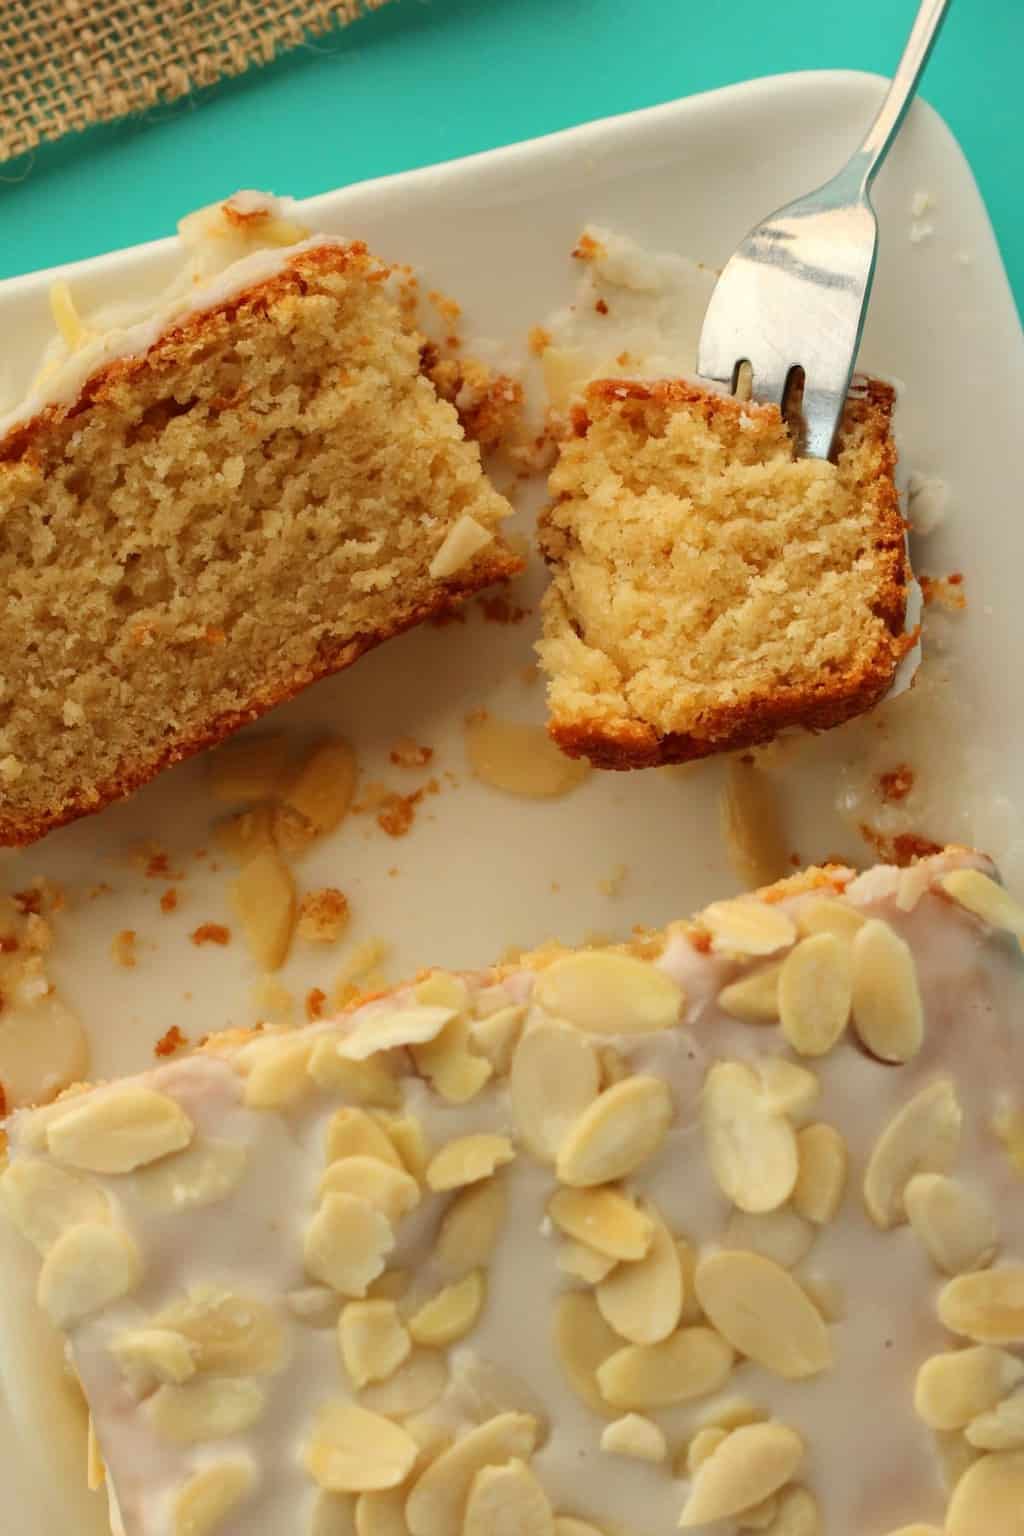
[
  {"x1": 0, "y1": 243, "x2": 521, "y2": 844},
  {"x1": 538, "y1": 376, "x2": 910, "y2": 770}
]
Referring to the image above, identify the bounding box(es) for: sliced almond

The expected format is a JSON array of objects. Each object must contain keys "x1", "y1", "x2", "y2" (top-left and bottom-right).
[
  {"x1": 905, "y1": 1174, "x2": 998, "y2": 1276},
  {"x1": 722, "y1": 1208, "x2": 815, "y2": 1270},
  {"x1": 0, "y1": 994, "x2": 89, "y2": 1109},
  {"x1": 326, "y1": 1108, "x2": 404, "y2": 1169},
  {"x1": 914, "y1": 1346, "x2": 1024, "y2": 1429},
  {"x1": 719, "y1": 757, "x2": 789, "y2": 889},
  {"x1": 677, "y1": 1238, "x2": 702, "y2": 1324},
  {"x1": 510, "y1": 1022, "x2": 601, "y2": 1164},
  {"x1": 469, "y1": 1005, "x2": 527, "y2": 1074},
  {"x1": 597, "y1": 1045, "x2": 630, "y2": 1087},
  {"x1": 308, "y1": 1041, "x2": 401, "y2": 1107},
  {"x1": 354, "y1": 1487, "x2": 409, "y2": 1536},
  {"x1": 46, "y1": 1086, "x2": 193, "y2": 1173},
  {"x1": 940, "y1": 869, "x2": 1024, "y2": 937},
  {"x1": 430, "y1": 513, "x2": 494, "y2": 579},
  {"x1": 699, "y1": 1397, "x2": 767, "y2": 1433},
  {"x1": 358, "y1": 1349, "x2": 448, "y2": 1419},
  {"x1": 320, "y1": 1158, "x2": 421, "y2": 1226},
  {"x1": 600, "y1": 1413, "x2": 666, "y2": 1462},
  {"x1": 778, "y1": 933, "x2": 851, "y2": 1057},
  {"x1": 792, "y1": 1124, "x2": 848, "y2": 1225},
  {"x1": 597, "y1": 1327, "x2": 734, "y2": 1409},
  {"x1": 289, "y1": 1286, "x2": 342, "y2": 1328},
  {"x1": 554, "y1": 1291, "x2": 623, "y2": 1417},
  {"x1": 966, "y1": 1389, "x2": 1024, "y2": 1449},
  {"x1": 426, "y1": 1135, "x2": 515, "y2": 1192},
  {"x1": 533, "y1": 951, "x2": 683, "y2": 1034},
  {"x1": 208, "y1": 733, "x2": 288, "y2": 804},
  {"x1": 414, "y1": 973, "x2": 469, "y2": 1012},
  {"x1": 863, "y1": 1078, "x2": 962, "y2": 1229},
  {"x1": 408, "y1": 1270, "x2": 485, "y2": 1347},
  {"x1": 368, "y1": 1270, "x2": 411, "y2": 1303},
  {"x1": 878, "y1": 1527, "x2": 943, "y2": 1536},
  {"x1": 933, "y1": 1429, "x2": 980, "y2": 1494},
  {"x1": 850, "y1": 919, "x2": 924, "y2": 1063},
  {"x1": 376, "y1": 1114, "x2": 429, "y2": 1184},
  {"x1": 149, "y1": 1377, "x2": 266, "y2": 1444},
  {"x1": 947, "y1": 1449, "x2": 1024, "y2": 1536},
  {"x1": 700, "y1": 900, "x2": 796, "y2": 958},
  {"x1": 717, "y1": 964, "x2": 782, "y2": 1024},
  {"x1": 172, "y1": 1460, "x2": 255, "y2": 1536},
  {"x1": 340, "y1": 1300, "x2": 412, "y2": 1388},
  {"x1": 556, "y1": 1075, "x2": 672, "y2": 1187},
  {"x1": 0, "y1": 1159, "x2": 110, "y2": 1254},
  {"x1": 754, "y1": 1059, "x2": 820, "y2": 1120},
  {"x1": 405, "y1": 1412, "x2": 540, "y2": 1536},
  {"x1": 548, "y1": 1187, "x2": 654, "y2": 1261},
  {"x1": 38, "y1": 1222, "x2": 142, "y2": 1327},
  {"x1": 231, "y1": 849, "x2": 296, "y2": 971},
  {"x1": 463, "y1": 1458, "x2": 554, "y2": 1536},
  {"x1": 695, "y1": 1251, "x2": 832, "y2": 1379},
  {"x1": 434, "y1": 1178, "x2": 507, "y2": 1277},
  {"x1": 338, "y1": 1005, "x2": 455, "y2": 1063},
  {"x1": 238, "y1": 1035, "x2": 313, "y2": 1109},
  {"x1": 553, "y1": 1522, "x2": 606, "y2": 1536},
  {"x1": 411, "y1": 1016, "x2": 493, "y2": 1105},
  {"x1": 131, "y1": 1138, "x2": 249, "y2": 1212},
  {"x1": 702, "y1": 1062, "x2": 798, "y2": 1214},
  {"x1": 796, "y1": 899, "x2": 866, "y2": 942},
  {"x1": 939, "y1": 1267, "x2": 1024, "y2": 1343},
  {"x1": 305, "y1": 1401, "x2": 419, "y2": 1493},
  {"x1": 86, "y1": 1414, "x2": 104, "y2": 1492},
  {"x1": 558, "y1": 1241, "x2": 618, "y2": 1284},
  {"x1": 762, "y1": 1485, "x2": 822, "y2": 1535},
  {"x1": 305, "y1": 1193, "x2": 394, "y2": 1296},
  {"x1": 684, "y1": 1426, "x2": 729, "y2": 1475},
  {"x1": 679, "y1": 1421, "x2": 804, "y2": 1527},
  {"x1": 113, "y1": 1328, "x2": 198, "y2": 1394},
  {"x1": 155, "y1": 1290, "x2": 288, "y2": 1376},
  {"x1": 738, "y1": 1494, "x2": 781, "y2": 1531},
  {"x1": 312, "y1": 1491, "x2": 359, "y2": 1536},
  {"x1": 280, "y1": 739, "x2": 358, "y2": 835},
  {"x1": 213, "y1": 805, "x2": 277, "y2": 864},
  {"x1": 596, "y1": 1211, "x2": 682, "y2": 1343},
  {"x1": 465, "y1": 716, "x2": 589, "y2": 799},
  {"x1": 798, "y1": 1269, "x2": 847, "y2": 1324}
]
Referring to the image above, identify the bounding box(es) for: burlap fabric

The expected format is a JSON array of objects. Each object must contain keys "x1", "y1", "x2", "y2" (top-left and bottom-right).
[{"x1": 0, "y1": 0, "x2": 391, "y2": 161}]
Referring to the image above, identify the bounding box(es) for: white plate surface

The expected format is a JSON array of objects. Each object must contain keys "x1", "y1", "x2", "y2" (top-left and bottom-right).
[{"x1": 0, "y1": 70, "x2": 1022, "y2": 1533}]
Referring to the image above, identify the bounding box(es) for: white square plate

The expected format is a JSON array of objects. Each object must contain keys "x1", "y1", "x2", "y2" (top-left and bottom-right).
[{"x1": 0, "y1": 70, "x2": 1021, "y2": 1534}]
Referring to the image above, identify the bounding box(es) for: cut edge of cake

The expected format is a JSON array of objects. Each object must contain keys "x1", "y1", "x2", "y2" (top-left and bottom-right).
[{"x1": 537, "y1": 375, "x2": 913, "y2": 770}]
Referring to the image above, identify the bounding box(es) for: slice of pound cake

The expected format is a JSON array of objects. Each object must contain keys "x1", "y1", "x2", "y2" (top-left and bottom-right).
[
  {"x1": 538, "y1": 377, "x2": 911, "y2": 767},
  {"x1": 5, "y1": 849, "x2": 1024, "y2": 1535},
  {"x1": 0, "y1": 210, "x2": 519, "y2": 844}
]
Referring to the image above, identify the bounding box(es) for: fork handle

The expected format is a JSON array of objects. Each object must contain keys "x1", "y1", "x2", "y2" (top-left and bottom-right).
[{"x1": 848, "y1": 0, "x2": 953, "y2": 193}]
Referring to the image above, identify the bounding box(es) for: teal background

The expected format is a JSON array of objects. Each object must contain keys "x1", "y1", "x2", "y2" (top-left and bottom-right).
[{"x1": 1, "y1": 0, "x2": 1021, "y2": 309}]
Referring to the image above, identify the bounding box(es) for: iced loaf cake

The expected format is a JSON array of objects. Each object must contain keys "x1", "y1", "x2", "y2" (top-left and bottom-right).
[
  {"x1": 0, "y1": 196, "x2": 519, "y2": 846},
  {"x1": 5, "y1": 851, "x2": 1024, "y2": 1534},
  {"x1": 538, "y1": 378, "x2": 911, "y2": 768}
]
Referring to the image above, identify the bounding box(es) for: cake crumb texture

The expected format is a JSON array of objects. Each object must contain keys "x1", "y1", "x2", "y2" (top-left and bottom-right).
[
  {"x1": 0, "y1": 243, "x2": 518, "y2": 844},
  {"x1": 537, "y1": 378, "x2": 909, "y2": 767}
]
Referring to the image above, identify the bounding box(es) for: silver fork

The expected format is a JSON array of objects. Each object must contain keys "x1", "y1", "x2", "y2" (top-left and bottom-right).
[{"x1": 697, "y1": 0, "x2": 952, "y2": 460}]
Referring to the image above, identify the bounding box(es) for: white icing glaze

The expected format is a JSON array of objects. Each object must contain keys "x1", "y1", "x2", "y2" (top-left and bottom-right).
[
  {"x1": 6, "y1": 849, "x2": 1024, "y2": 1536},
  {"x1": 0, "y1": 191, "x2": 351, "y2": 442}
]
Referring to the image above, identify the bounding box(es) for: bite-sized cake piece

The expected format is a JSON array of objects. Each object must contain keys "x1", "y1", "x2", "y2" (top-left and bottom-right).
[
  {"x1": 537, "y1": 377, "x2": 911, "y2": 768},
  {"x1": 6, "y1": 850, "x2": 1024, "y2": 1535},
  {"x1": 0, "y1": 208, "x2": 519, "y2": 846}
]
